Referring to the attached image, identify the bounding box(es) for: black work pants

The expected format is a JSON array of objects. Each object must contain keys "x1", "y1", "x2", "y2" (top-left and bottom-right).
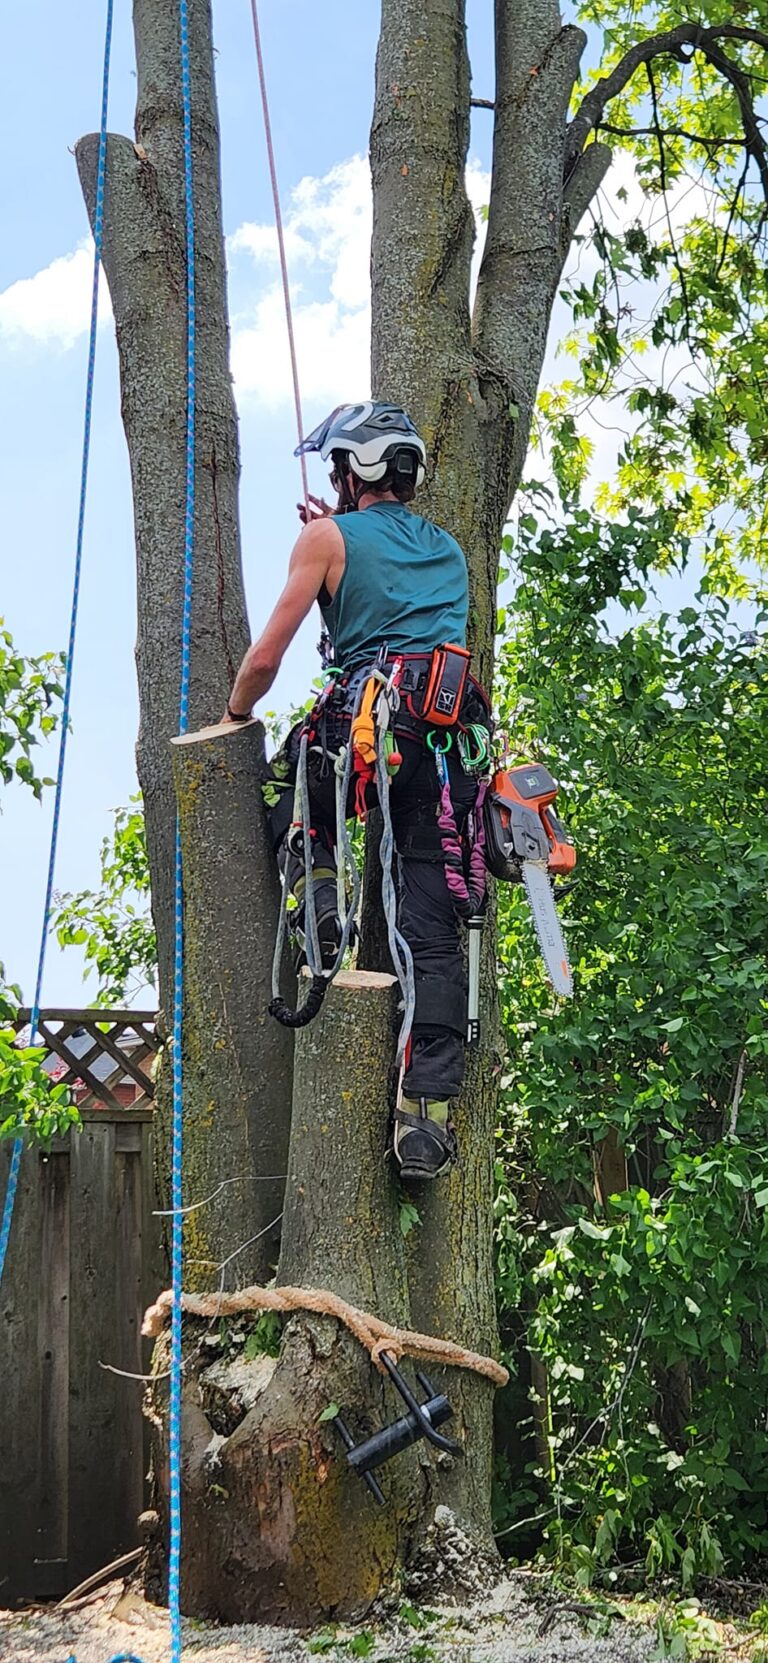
[{"x1": 266, "y1": 724, "x2": 479, "y2": 1101}]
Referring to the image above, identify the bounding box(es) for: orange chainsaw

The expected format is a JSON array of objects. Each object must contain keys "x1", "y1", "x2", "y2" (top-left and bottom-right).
[{"x1": 484, "y1": 761, "x2": 576, "y2": 996}]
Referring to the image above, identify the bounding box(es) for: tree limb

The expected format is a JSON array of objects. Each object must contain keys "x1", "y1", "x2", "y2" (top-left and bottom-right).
[
  {"x1": 699, "y1": 35, "x2": 768, "y2": 206},
  {"x1": 729, "y1": 1048, "x2": 748, "y2": 1137},
  {"x1": 474, "y1": 8, "x2": 585, "y2": 499},
  {"x1": 566, "y1": 24, "x2": 768, "y2": 190},
  {"x1": 716, "y1": 156, "x2": 750, "y2": 279},
  {"x1": 562, "y1": 142, "x2": 612, "y2": 243},
  {"x1": 645, "y1": 59, "x2": 693, "y2": 340},
  {"x1": 598, "y1": 123, "x2": 745, "y2": 150}
]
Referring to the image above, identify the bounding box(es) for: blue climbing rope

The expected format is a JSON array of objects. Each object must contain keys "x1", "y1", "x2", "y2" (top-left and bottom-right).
[
  {"x1": 167, "y1": 0, "x2": 197, "y2": 1658},
  {"x1": 0, "y1": 3, "x2": 188, "y2": 1656},
  {"x1": 0, "y1": 0, "x2": 114, "y2": 1291}
]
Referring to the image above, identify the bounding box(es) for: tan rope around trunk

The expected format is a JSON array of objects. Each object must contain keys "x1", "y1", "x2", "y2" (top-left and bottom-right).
[{"x1": 143, "y1": 1283, "x2": 509, "y2": 1388}]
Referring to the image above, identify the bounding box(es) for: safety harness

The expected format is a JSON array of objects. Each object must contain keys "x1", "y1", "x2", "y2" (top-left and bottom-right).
[{"x1": 268, "y1": 644, "x2": 492, "y2": 1072}]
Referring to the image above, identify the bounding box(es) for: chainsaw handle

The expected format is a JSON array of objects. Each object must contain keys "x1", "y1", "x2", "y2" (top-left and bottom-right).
[{"x1": 541, "y1": 804, "x2": 577, "y2": 876}]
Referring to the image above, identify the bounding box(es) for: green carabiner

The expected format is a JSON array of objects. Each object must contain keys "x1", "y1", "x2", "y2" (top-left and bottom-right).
[
  {"x1": 425, "y1": 729, "x2": 453, "y2": 755},
  {"x1": 457, "y1": 723, "x2": 489, "y2": 773}
]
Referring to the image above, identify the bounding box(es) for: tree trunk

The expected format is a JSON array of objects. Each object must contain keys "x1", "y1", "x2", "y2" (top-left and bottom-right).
[
  {"x1": 163, "y1": 720, "x2": 293, "y2": 1285},
  {"x1": 370, "y1": 0, "x2": 503, "y2": 1549},
  {"x1": 76, "y1": 0, "x2": 292, "y2": 1280},
  {"x1": 76, "y1": 0, "x2": 251, "y2": 1003},
  {"x1": 150, "y1": 973, "x2": 439, "y2": 1622},
  {"x1": 369, "y1": 0, "x2": 613, "y2": 1552}
]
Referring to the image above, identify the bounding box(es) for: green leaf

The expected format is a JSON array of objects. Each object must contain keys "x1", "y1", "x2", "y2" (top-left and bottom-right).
[
  {"x1": 318, "y1": 1402, "x2": 340, "y2": 1424},
  {"x1": 577, "y1": 1217, "x2": 613, "y2": 1242},
  {"x1": 349, "y1": 1634, "x2": 376, "y2": 1658},
  {"x1": 680, "y1": 1546, "x2": 696, "y2": 1590},
  {"x1": 307, "y1": 1630, "x2": 338, "y2": 1654},
  {"x1": 723, "y1": 1467, "x2": 750, "y2": 1491},
  {"x1": 399, "y1": 1200, "x2": 421, "y2": 1238}
]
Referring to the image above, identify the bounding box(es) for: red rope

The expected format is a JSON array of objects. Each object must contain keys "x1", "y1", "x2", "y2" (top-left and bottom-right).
[{"x1": 248, "y1": 0, "x2": 310, "y2": 512}]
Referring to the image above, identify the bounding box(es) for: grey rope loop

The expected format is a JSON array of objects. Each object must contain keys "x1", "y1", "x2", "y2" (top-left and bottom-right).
[
  {"x1": 269, "y1": 686, "x2": 363, "y2": 1028},
  {"x1": 375, "y1": 717, "x2": 415, "y2": 1066}
]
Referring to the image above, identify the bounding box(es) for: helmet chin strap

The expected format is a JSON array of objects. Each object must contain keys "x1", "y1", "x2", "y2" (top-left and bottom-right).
[{"x1": 333, "y1": 455, "x2": 370, "y2": 513}]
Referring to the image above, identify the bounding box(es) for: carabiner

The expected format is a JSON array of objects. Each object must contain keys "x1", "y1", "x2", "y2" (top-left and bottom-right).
[
  {"x1": 425, "y1": 729, "x2": 452, "y2": 755},
  {"x1": 457, "y1": 723, "x2": 489, "y2": 774},
  {"x1": 426, "y1": 728, "x2": 451, "y2": 787}
]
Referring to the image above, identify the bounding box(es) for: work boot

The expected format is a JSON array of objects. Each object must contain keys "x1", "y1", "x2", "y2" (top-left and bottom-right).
[
  {"x1": 292, "y1": 876, "x2": 344, "y2": 972},
  {"x1": 393, "y1": 1098, "x2": 457, "y2": 1182}
]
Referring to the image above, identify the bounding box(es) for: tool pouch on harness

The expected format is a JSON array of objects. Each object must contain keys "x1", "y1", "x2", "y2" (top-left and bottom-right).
[{"x1": 420, "y1": 643, "x2": 471, "y2": 727}]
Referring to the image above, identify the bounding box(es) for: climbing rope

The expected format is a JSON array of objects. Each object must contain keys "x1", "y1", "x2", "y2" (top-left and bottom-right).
[
  {"x1": 269, "y1": 686, "x2": 363, "y2": 1028},
  {"x1": 166, "y1": 1, "x2": 198, "y2": 1659},
  {"x1": 375, "y1": 720, "x2": 416, "y2": 1066},
  {"x1": 0, "y1": 0, "x2": 114, "y2": 1291},
  {"x1": 143, "y1": 1283, "x2": 509, "y2": 1388},
  {"x1": 247, "y1": 0, "x2": 309, "y2": 512}
]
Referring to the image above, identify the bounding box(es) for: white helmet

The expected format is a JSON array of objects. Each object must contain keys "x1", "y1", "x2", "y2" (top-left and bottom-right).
[{"x1": 295, "y1": 402, "x2": 427, "y2": 493}]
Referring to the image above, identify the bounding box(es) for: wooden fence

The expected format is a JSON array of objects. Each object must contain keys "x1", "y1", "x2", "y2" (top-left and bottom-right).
[
  {"x1": 16, "y1": 1006, "x2": 158, "y2": 1113},
  {"x1": 0, "y1": 1012, "x2": 162, "y2": 1606}
]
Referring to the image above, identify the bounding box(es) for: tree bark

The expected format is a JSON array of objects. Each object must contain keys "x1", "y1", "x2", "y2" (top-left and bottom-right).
[
  {"x1": 76, "y1": 0, "x2": 251, "y2": 1003},
  {"x1": 163, "y1": 720, "x2": 293, "y2": 1286},
  {"x1": 473, "y1": 7, "x2": 589, "y2": 498},
  {"x1": 370, "y1": 1, "x2": 493, "y2": 673},
  {"x1": 369, "y1": 0, "x2": 499, "y2": 1553},
  {"x1": 150, "y1": 973, "x2": 437, "y2": 1622},
  {"x1": 76, "y1": 0, "x2": 293, "y2": 1284}
]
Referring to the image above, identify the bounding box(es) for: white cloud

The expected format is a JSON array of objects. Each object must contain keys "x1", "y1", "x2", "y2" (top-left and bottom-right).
[
  {"x1": 231, "y1": 155, "x2": 373, "y2": 309},
  {"x1": 229, "y1": 153, "x2": 491, "y2": 411},
  {"x1": 229, "y1": 155, "x2": 371, "y2": 406},
  {"x1": 0, "y1": 240, "x2": 111, "y2": 350},
  {"x1": 231, "y1": 287, "x2": 371, "y2": 408},
  {"x1": 228, "y1": 221, "x2": 316, "y2": 268},
  {"x1": 0, "y1": 151, "x2": 488, "y2": 401}
]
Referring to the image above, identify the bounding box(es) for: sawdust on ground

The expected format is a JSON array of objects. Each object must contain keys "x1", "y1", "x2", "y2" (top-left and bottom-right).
[{"x1": 0, "y1": 1574, "x2": 662, "y2": 1663}]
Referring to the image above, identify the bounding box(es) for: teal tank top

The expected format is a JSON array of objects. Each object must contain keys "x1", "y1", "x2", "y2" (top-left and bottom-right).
[{"x1": 321, "y1": 501, "x2": 469, "y2": 671}]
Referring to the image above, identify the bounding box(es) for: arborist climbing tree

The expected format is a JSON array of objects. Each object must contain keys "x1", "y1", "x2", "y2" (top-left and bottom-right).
[
  {"x1": 72, "y1": 0, "x2": 768, "y2": 1628},
  {"x1": 221, "y1": 402, "x2": 494, "y2": 1182}
]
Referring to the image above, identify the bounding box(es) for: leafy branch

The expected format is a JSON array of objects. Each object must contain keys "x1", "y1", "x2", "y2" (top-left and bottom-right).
[{"x1": 566, "y1": 24, "x2": 768, "y2": 205}]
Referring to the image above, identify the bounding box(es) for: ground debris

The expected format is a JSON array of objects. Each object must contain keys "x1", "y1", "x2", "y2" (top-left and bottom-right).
[{"x1": 0, "y1": 1571, "x2": 668, "y2": 1663}]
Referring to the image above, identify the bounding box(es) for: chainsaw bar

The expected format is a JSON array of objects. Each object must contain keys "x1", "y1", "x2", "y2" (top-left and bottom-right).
[{"x1": 522, "y1": 860, "x2": 573, "y2": 998}]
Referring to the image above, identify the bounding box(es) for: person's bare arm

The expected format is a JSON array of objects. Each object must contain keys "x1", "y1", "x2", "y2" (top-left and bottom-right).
[{"x1": 222, "y1": 518, "x2": 342, "y2": 721}]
